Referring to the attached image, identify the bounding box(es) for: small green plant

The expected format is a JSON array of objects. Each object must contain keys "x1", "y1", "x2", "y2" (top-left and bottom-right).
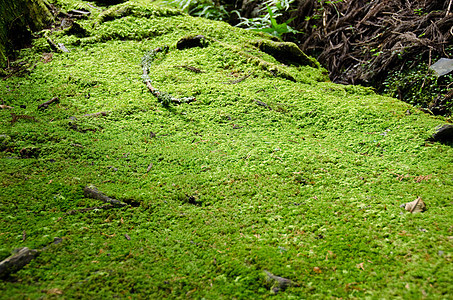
[
  {"x1": 162, "y1": 0, "x2": 230, "y2": 21},
  {"x1": 413, "y1": 8, "x2": 424, "y2": 16},
  {"x1": 255, "y1": 5, "x2": 299, "y2": 38},
  {"x1": 235, "y1": 0, "x2": 298, "y2": 39},
  {"x1": 381, "y1": 61, "x2": 453, "y2": 115}
]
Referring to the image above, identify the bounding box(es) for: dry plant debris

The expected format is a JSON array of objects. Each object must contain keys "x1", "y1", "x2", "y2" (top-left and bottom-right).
[{"x1": 401, "y1": 196, "x2": 427, "y2": 213}]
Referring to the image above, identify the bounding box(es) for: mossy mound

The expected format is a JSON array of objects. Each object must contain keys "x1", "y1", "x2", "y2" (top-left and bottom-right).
[{"x1": 0, "y1": 0, "x2": 452, "y2": 298}]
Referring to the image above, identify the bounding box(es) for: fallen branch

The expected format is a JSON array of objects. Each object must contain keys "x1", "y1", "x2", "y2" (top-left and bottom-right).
[
  {"x1": 10, "y1": 113, "x2": 38, "y2": 124},
  {"x1": 223, "y1": 71, "x2": 252, "y2": 84},
  {"x1": 83, "y1": 184, "x2": 127, "y2": 207},
  {"x1": 255, "y1": 100, "x2": 272, "y2": 110},
  {"x1": 0, "y1": 248, "x2": 39, "y2": 278},
  {"x1": 38, "y1": 97, "x2": 59, "y2": 110},
  {"x1": 67, "y1": 9, "x2": 91, "y2": 18},
  {"x1": 82, "y1": 111, "x2": 109, "y2": 117},
  {"x1": 58, "y1": 43, "x2": 70, "y2": 53},
  {"x1": 447, "y1": 0, "x2": 452, "y2": 17},
  {"x1": 0, "y1": 237, "x2": 62, "y2": 279},
  {"x1": 43, "y1": 31, "x2": 69, "y2": 53},
  {"x1": 264, "y1": 270, "x2": 298, "y2": 293},
  {"x1": 141, "y1": 46, "x2": 196, "y2": 106},
  {"x1": 174, "y1": 65, "x2": 205, "y2": 73}
]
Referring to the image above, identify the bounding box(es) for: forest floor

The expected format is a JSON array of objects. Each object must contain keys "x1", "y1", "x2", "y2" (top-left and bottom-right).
[{"x1": 0, "y1": 0, "x2": 452, "y2": 298}]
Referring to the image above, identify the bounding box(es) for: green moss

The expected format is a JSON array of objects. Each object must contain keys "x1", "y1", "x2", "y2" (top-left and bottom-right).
[
  {"x1": 254, "y1": 39, "x2": 319, "y2": 68},
  {"x1": 97, "y1": 1, "x2": 182, "y2": 23},
  {"x1": 0, "y1": 0, "x2": 452, "y2": 298}
]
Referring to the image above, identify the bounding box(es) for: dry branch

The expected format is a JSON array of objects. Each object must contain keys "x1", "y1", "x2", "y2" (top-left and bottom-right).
[
  {"x1": 288, "y1": 0, "x2": 452, "y2": 85},
  {"x1": 0, "y1": 238, "x2": 63, "y2": 279},
  {"x1": 264, "y1": 270, "x2": 297, "y2": 293},
  {"x1": 0, "y1": 248, "x2": 39, "y2": 278},
  {"x1": 141, "y1": 46, "x2": 196, "y2": 106},
  {"x1": 38, "y1": 97, "x2": 59, "y2": 110},
  {"x1": 83, "y1": 185, "x2": 127, "y2": 207},
  {"x1": 174, "y1": 65, "x2": 205, "y2": 73},
  {"x1": 223, "y1": 71, "x2": 252, "y2": 84},
  {"x1": 10, "y1": 113, "x2": 38, "y2": 124},
  {"x1": 82, "y1": 111, "x2": 109, "y2": 117}
]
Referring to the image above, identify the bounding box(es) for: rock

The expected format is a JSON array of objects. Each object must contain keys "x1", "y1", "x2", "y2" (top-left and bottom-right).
[
  {"x1": 254, "y1": 40, "x2": 319, "y2": 67},
  {"x1": 400, "y1": 197, "x2": 426, "y2": 213},
  {"x1": 431, "y1": 124, "x2": 453, "y2": 142},
  {"x1": 429, "y1": 58, "x2": 453, "y2": 77}
]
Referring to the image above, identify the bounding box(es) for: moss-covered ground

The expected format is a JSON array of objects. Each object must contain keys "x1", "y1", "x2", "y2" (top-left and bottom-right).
[{"x1": 0, "y1": 0, "x2": 452, "y2": 298}]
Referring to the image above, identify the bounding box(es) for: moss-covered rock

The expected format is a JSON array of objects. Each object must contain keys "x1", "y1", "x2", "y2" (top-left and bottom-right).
[{"x1": 254, "y1": 39, "x2": 319, "y2": 68}]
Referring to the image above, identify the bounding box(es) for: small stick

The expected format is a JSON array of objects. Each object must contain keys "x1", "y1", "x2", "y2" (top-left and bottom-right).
[
  {"x1": 10, "y1": 113, "x2": 38, "y2": 124},
  {"x1": 82, "y1": 111, "x2": 109, "y2": 117},
  {"x1": 255, "y1": 100, "x2": 272, "y2": 110},
  {"x1": 38, "y1": 97, "x2": 59, "y2": 110},
  {"x1": 83, "y1": 185, "x2": 127, "y2": 207},
  {"x1": 174, "y1": 65, "x2": 205, "y2": 73},
  {"x1": 447, "y1": 0, "x2": 452, "y2": 17},
  {"x1": 0, "y1": 239, "x2": 62, "y2": 278},
  {"x1": 58, "y1": 43, "x2": 70, "y2": 53},
  {"x1": 264, "y1": 270, "x2": 297, "y2": 293},
  {"x1": 0, "y1": 248, "x2": 39, "y2": 278},
  {"x1": 146, "y1": 162, "x2": 153, "y2": 172},
  {"x1": 223, "y1": 71, "x2": 252, "y2": 84},
  {"x1": 43, "y1": 31, "x2": 69, "y2": 53}
]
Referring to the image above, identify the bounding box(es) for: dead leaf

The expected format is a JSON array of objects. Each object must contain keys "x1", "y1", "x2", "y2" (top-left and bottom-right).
[
  {"x1": 313, "y1": 267, "x2": 322, "y2": 274},
  {"x1": 0, "y1": 105, "x2": 13, "y2": 109},
  {"x1": 345, "y1": 282, "x2": 362, "y2": 291},
  {"x1": 124, "y1": 233, "x2": 131, "y2": 240},
  {"x1": 356, "y1": 262, "x2": 365, "y2": 270},
  {"x1": 42, "y1": 53, "x2": 53, "y2": 63},
  {"x1": 401, "y1": 196, "x2": 426, "y2": 213},
  {"x1": 325, "y1": 250, "x2": 335, "y2": 260},
  {"x1": 46, "y1": 288, "x2": 63, "y2": 295}
]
